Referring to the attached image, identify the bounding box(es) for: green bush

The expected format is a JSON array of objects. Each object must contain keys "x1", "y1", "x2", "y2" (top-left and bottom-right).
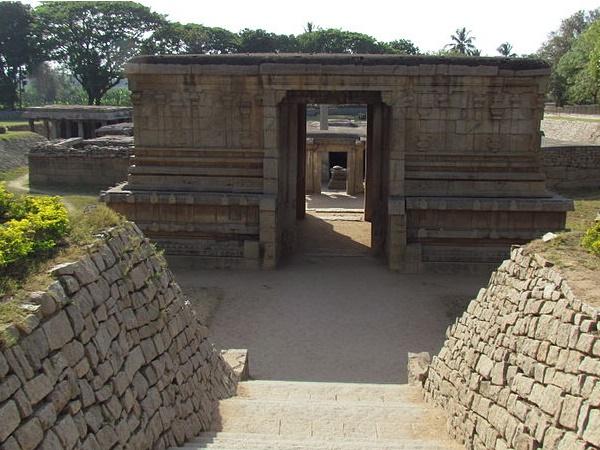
[
  {"x1": 0, "y1": 184, "x2": 70, "y2": 268},
  {"x1": 581, "y1": 222, "x2": 600, "y2": 256}
]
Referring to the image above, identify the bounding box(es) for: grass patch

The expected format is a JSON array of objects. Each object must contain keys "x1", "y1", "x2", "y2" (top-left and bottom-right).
[
  {"x1": 0, "y1": 203, "x2": 123, "y2": 300},
  {"x1": 0, "y1": 167, "x2": 28, "y2": 183},
  {"x1": 558, "y1": 188, "x2": 600, "y2": 232},
  {"x1": 0, "y1": 121, "x2": 31, "y2": 128},
  {"x1": 529, "y1": 187, "x2": 600, "y2": 307},
  {"x1": 0, "y1": 131, "x2": 40, "y2": 142}
]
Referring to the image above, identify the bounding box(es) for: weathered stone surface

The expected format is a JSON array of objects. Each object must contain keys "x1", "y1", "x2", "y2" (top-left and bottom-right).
[
  {"x1": 42, "y1": 311, "x2": 74, "y2": 351},
  {"x1": 424, "y1": 246, "x2": 600, "y2": 450},
  {"x1": 102, "y1": 54, "x2": 570, "y2": 271},
  {"x1": 0, "y1": 400, "x2": 21, "y2": 442},
  {"x1": 24, "y1": 374, "x2": 53, "y2": 406},
  {"x1": 0, "y1": 223, "x2": 237, "y2": 449},
  {"x1": 14, "y1": 417, "x2": 44, "y2": 450}
]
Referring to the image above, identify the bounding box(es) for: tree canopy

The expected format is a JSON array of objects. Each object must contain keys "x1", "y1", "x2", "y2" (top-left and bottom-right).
[
  {"x1": 35, "y1": 1, "x2": 164, "y2": 105},
  {"x1": 0, "y1": 2, "x2": 38, "y2": 109},
  {"x1": 539, "y1": 8, "x2": 600, "y2": 105}
]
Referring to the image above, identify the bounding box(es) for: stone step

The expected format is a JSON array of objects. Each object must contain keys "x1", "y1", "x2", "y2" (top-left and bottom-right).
[
  {"x1": 235, "y1": 380, "x2": 425, "y2": 404},
  {"x1": 173, "y1": 431, "x2": 461, "y2": 449},
  {"x1": 172, "y1": 381, "x2": 463, "y2": 450},
  {"x1": 212, "y1": 399, "x2": 450, "y2": 441}
]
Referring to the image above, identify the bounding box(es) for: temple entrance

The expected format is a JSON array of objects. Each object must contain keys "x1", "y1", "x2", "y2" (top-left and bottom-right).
[{"x1": 277, "y1": 91, "x2": 390, "y2": 260}]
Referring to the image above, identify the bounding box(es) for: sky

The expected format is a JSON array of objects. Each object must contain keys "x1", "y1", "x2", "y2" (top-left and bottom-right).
[{"x1": 23, "y1": 0, "x2": 600, "y2": 55}]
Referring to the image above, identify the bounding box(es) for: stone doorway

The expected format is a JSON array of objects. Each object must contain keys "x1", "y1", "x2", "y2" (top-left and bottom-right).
[{"x1": 277, "y1": 92, "x2": 390, "y2": 259}]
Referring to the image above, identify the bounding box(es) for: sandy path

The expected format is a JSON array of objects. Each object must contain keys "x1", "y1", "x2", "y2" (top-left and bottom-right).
[{"x1": 174, "y1": 250, "x2": 488, "y2": 384}]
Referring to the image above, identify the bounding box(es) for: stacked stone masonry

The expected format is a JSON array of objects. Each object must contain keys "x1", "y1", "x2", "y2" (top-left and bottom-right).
[
  {"x1": 543, "y1": 145, "x2": 600, "y2": 190},
  {"x1": 424, "y1": 246, "x2": 600, "y2": 450},
  {"x1": 0, "y1": 222, "x2": 236, "y2": 450},
  {"x1": 103, "y1": 54, "x2": 572, "y2": 271},
  {"x1": 28, "y1": 136, "x2": 132, "y2": 191}
]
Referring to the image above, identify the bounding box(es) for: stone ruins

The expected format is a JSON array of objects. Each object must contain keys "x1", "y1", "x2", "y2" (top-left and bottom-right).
[
  {"x1": 101, "y1": 54, "x2": 573, "y2": 272},
  {"x1": 23, "y1": 105, "x2": 132, "y2": 140}
]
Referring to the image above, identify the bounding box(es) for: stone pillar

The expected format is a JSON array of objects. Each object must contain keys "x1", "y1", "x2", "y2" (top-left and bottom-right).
[
  {"x1": 43, "y1": 119, "x2": 50, "y2": 138},
  {"x1": 28, "y1": 119, "x2": 35, "y2": 132},
  {"x1": 347, "y1": 149, "x2": 356, "y2": 195},
  {"x1": 319, "y1": 104, "x2": 328, "y2": 130},
  {"x1": 49, "y1": 120, "x2": 59, "y2": 139},
  {"x1": 77, "y1": 121, "x2": 85, "y2": 138},
  {"x1": 260, "y1": 90, "x2": 285, "y2": 269}
]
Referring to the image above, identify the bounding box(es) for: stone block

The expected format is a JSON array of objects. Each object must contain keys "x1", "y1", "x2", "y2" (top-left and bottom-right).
[
  {"x1": 24, "y1": 373, "x2": 53, "y2": 406},
  {"x1": 14, "y1": 417, "x2": 44, "y2": 450},
  {"x1": 0, "y1": 400, "x2": 21, "y2": 442},
  {"x1": 42, "y1": 310, "x2": 74, "y2": 351}
]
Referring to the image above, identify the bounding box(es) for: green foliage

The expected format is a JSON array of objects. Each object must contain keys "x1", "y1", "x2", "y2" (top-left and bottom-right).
[
  {"x1": 581, "y1": 222, "x2": 600, "y2": 255},
  {"x1": 34, "y1": 1, "x2": 164, "y2": 105},
  {"x1": 0, "y1": 2, "x2": 39, "y2": 110},
  {"x1": 446, "y1": 28, "x2": 479, "y2": 56},
  {"x1": 555, "y1": 19, "x2": 600, "y2": 104},
  {"x1": 142, "y1": 22, "x2": 239, "y2": 55},
  {"x1": 0, "y1": 184, "x2": 69, "y2": 268},
  {"x1": 497, "y1": 42, "x2": 516, "y2": 57}
]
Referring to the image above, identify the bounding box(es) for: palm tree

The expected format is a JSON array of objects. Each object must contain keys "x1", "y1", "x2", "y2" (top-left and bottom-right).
[
  {"x1": 446, "y1": 27, "x2": 477, "y2": 55},
  {"x1": 496, "y1": 42, "x2": 516, "y2": 57},
  {"x1": 304, "y1": 22, "x2": 315, "y2": 33}
]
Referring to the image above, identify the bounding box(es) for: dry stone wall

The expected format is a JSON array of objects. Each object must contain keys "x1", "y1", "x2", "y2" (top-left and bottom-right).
[
  {"x1": 0, "y1": 222, "x2": 236, "y2": 450},
  {"x1": 424, "y1": 246, "x2": 600, "y2": 450},
  {"x1": 28, "y1": 137, "x2": 131, "y2": 191},
  {"x1": 543, "y1": 145, "x2": 600, "y2": 190}
]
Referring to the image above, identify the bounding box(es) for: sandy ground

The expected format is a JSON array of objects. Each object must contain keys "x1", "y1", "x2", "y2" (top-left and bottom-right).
[{"x1": 173, "y1": 207, "x2": 489, "y2": 384}]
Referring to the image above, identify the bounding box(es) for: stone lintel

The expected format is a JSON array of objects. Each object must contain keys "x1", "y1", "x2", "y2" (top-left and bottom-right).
[{"x1": 23, "y1": 105, "x2": 132, "y2": 121}]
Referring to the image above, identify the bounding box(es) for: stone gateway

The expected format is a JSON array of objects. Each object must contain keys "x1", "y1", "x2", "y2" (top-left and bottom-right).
[{"x1": 102, "y1": 54, "x2": 572, "y2": 271}]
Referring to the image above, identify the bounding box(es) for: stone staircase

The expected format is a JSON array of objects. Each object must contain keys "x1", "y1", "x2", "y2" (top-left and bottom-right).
[{"x1": 171, "y1": 380, "x2": 463, "y2": 450}]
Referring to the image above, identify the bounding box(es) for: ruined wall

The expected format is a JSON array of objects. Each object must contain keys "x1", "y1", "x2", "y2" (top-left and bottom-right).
[
  {"x1": 29, "y1": 141, "x2": 131, "y2": 191},
  {"x1": 543, "y1": 145, "x2": 600, "y2": 190},
  {"x1": 424, "y1": 246, "x2": 600, "y2": 450},
  {"x1": 0, "y1": 222, "x2": 236, "y2": 450}
]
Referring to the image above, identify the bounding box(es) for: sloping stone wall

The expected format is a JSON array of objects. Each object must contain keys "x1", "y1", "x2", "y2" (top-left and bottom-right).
[
  {"x1": 424, "y1": 246, "x2": 600, "y2": 450},
  {"x1": 0, "y1": 222, "x2": 236, "y2": 450},
  {"x1": 0, "y1": 133, "x2": 45, "y2": 172},
  {"x1": 543, "y1": 145, "x2": 600, "y2": 190}
]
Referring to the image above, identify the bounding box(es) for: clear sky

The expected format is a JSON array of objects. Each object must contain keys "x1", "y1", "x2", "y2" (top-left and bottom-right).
[{"x1": 23, "y1": 0, "x2": 600, "y2": 55}]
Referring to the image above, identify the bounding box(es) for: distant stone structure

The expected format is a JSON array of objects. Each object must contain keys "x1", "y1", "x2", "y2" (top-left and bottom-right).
[
  {"x1": 543, "y1": 144, "x2": 600, "y2": 190},
  {"x1": 103, "y1": 54, "x2": 572, "y2": 271},
  {"x1": 23, "y1": 105, "x2": 132, "y2": 139},
  {"x1": 305, "y1": 130, "x2": 365, "y2": 195},
  {"x1": 29, "y1": 135, "x2": 132, "y2": 190}
]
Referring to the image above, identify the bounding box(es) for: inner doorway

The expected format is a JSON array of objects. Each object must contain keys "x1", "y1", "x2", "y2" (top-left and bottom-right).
[{"x1": 278, "y1": 91, "x2": 390, "y2": 261}]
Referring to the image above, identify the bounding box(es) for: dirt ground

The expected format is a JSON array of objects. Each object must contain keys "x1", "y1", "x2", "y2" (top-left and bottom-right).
[{"x1": 173, "y1": 205, "x2": 489, "y2": 384}]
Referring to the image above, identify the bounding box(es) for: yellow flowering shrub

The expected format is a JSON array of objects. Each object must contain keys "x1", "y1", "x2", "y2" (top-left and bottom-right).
[
  {"x1": 581, "y1": 222, "x2": 600, "y2": 256},
  {"x1": 0, "y1": 184, "x2": 70, "y2": 268}
]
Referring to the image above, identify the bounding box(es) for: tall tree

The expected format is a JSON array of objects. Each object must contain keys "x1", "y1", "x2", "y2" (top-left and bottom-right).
[
  {"x1": 297, "y1": 29, "x2": 386, "y2": 54},
  {"x1": 446, "y1": 27, "x2": 478, "y2": 55},
  {"x1": 0, "y1": 2, "x2": 38, "y2": 109},
  {"x1": 496, "y1": 42, "x2": 516, "y2": 57},
  {"x1": 555, "y1": 19, "x2": 600, "y2": 104},
  {"x1": 385, "y1": 39, "x2": 419, "y2": 55},
  {"x1": 538, "y1": 9, "x2": 600, "y2": 67},
  {"x1": 35, "y1": 1, "x2": 164, "y2": 105},
  {"x1": 237, "y1": 29, "x2": 298, "y2": 53}
]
